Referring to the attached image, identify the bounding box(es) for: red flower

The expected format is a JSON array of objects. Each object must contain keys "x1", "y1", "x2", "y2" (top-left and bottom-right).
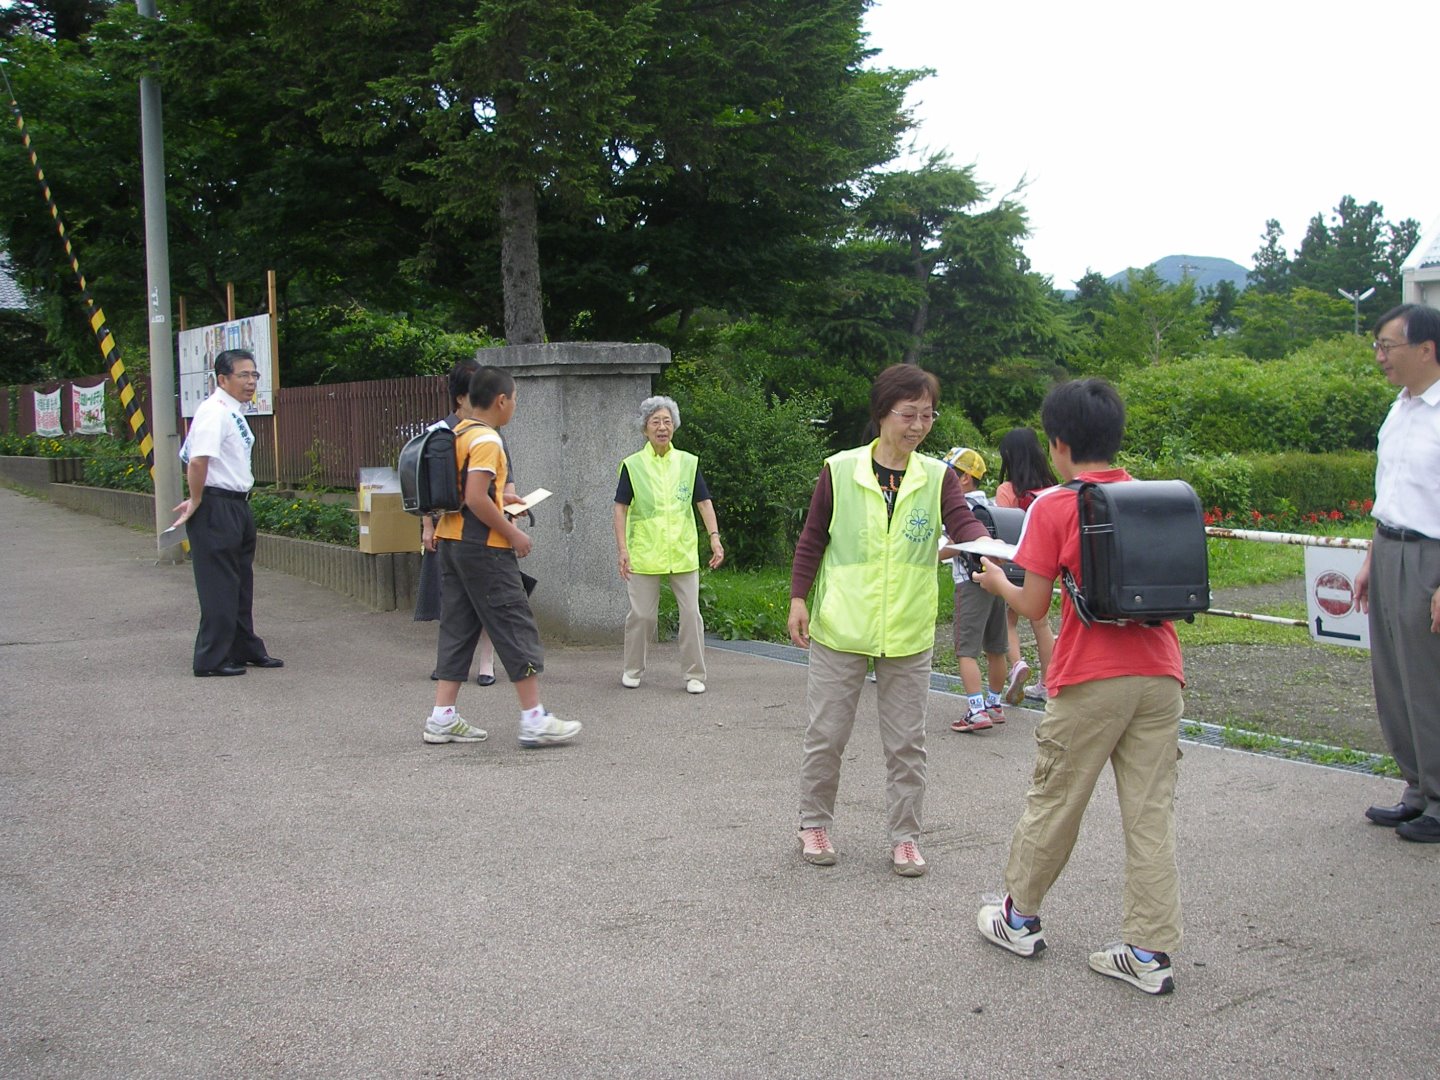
[
  {"x1": 1251, "y1": 509, "x2": 1262, "y2": 522},
  {"x1": 1328, "y1": 509, "x2": 1343, "y2": 520},
  {"x1": 1363, "y1": 498, "x2": 1374, "y2": 511}
]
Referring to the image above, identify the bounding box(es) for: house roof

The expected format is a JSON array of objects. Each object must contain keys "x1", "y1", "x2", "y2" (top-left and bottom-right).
[{"x1": 1401, "y1": 214, "x2": 1440, "y2": 273}]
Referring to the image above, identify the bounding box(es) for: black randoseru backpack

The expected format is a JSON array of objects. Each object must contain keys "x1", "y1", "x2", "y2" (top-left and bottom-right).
[
  {"x1": 398, "y1": 422, "x2": 464, "y2": 516},
  {"x1": 962, "y1": 503, "x2": 1028, "y2": 585},
  {"x1": 1061, "y1": 479, "x2": 1210, "y2": 627}
]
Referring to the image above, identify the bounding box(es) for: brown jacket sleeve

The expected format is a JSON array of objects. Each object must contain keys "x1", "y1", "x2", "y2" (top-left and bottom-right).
[{"x1": 790, "y1": 466, "x2": 834, "y2": 598}]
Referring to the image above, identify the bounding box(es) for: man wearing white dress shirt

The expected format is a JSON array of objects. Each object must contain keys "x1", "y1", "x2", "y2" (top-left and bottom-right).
[
  {"x1": 1355, "y1": 304, "x2": 1440, "y2": 843},
  {"x1": 172, "y1": 349, "x2": 283, "y2": 677}
]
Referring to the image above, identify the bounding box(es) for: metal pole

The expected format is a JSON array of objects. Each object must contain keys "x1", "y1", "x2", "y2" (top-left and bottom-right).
[{"x1": 137, "y1": 0, "x2": 182, "y2": 559}]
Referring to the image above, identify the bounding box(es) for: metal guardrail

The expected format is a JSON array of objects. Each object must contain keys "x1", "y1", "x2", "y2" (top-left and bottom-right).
[{"x1": 1201, "y1": 526, "x2": 1370, "y2": 628}]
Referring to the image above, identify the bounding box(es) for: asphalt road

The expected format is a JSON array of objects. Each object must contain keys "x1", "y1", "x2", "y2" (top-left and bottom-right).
[{"x1": 1, "y1": 487, "x2": 1435, "y2": 1079}]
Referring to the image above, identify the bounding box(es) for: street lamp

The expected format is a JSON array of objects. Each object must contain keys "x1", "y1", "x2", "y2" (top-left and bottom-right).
[{"x1": 1338, "y1": 286, "x2": 1376, "y2": 336}]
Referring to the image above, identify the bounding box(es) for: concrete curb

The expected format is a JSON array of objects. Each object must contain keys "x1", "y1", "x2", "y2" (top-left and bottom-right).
[{"x1": 4, "y1": 477, "x2": 421, "y2": 612}]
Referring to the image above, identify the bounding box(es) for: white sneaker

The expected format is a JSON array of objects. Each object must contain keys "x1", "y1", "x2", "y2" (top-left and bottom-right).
[
  {"x1": 519, "y1": 712, "x2": 581, "y2": 748},
  {"x1": 621, "y1": 674, "x2": 641, "y2": 689},
  {"x1": 1088, "y1": 942, "x2": 1174, "y2": 995},
  {"x1": 1023, "y1": 682, "x2": 1048, "y2": 703},
  {"x1": 686, "y1": 679, "x2": 706, "y2": 694},
  {"x1": 977, "y1": 895, "x2": 1046, "y2": 958},
  {"x1": 423, "y1": 715, "x2": 488, "y2": 744},
  {"x1": 1002, "y1": 660, "x2": 1031, "y2": 705}
]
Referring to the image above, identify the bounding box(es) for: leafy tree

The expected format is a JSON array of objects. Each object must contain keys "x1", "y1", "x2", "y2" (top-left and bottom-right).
[
  {"x1": 1202, "y1": 278, "x2": 1241, "y2": 336},
  {"x1": 1249, "y1": 219, "x2": 1290, "y2": 294},
  {"x1": 1285, "y1": 196, "x2": 1419, "y2": 317},
  {"x1": 1080, "y1": 268, "x2": 1208, "y2": 375},
  {"x1": 1231, "y1": 286, "x2": 1352, "y2": 360},
  {"x1": 1068, "y1": 269, "x2": 1114, "y2": 329},
  {"x1": 0, "y1": 0, "x2": 110, "y2": 43}
]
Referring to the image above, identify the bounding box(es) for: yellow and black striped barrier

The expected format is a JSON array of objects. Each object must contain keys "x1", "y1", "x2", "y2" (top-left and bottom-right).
[{"x1": 3, "y1": 72, "x2": 154, "y2": 475}]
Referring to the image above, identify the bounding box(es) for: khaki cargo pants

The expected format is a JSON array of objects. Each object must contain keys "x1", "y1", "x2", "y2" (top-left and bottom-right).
[{"x1": 1004, "y1": 674, "x2": 1184, "y2": 954}]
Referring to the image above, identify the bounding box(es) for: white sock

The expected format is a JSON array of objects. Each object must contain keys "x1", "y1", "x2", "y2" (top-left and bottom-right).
[
  {"x1": 430, "y1": 705, "x2": 455, "y2": 725},
  {"x1": 521, "y1": 704, "x2": 546, "y2": 727},
  {"x1": 986, "y1": 691, "x2": 1002, "y2": 708},
  {"x1": 967, "y1": 693, "x2": 986, "y2": 714}
]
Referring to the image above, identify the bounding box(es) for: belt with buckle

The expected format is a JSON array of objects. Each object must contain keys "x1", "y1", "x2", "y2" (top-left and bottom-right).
[
  {"x1": 1376, "y1": 522, "x2": 1436, "y2": 543},
  {"x1": 204, "y1": 486, "x2": 251, "y2": 502}
]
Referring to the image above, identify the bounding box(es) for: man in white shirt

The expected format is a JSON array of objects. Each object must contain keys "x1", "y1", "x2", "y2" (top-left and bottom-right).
[
  {"x1": 172, "y1": 349, "x2": 282, "y2": 677},
  {"x1": 1355, "y1": 304, "x2": 1440, "y2": 843}
]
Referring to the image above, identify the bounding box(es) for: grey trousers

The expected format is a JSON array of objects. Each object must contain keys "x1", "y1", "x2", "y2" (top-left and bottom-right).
[
  {"x1": 797, "y1": 640, "x2": 932, "y2": 845},
  {"x1": 1367, "y1": 531, "x2": 1440, "y2": 818}
]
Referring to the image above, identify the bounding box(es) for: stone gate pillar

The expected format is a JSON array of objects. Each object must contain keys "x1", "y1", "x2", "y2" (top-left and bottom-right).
[{"x1": 476, "y1": 341, "x2": 671, "y2": 643}]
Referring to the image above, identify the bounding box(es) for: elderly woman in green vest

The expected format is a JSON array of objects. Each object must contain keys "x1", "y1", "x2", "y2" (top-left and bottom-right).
[
  {"x1": 788, "y1": 364, "x2": 989, "y2": 877},
  {"x1": 613, "y1": 395, "x2": 724, "y2": 694}
]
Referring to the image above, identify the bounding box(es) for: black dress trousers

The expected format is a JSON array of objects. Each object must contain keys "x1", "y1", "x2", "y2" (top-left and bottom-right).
[{"x1": 188, "y1": 492, "x2": 267, "y2": 671}]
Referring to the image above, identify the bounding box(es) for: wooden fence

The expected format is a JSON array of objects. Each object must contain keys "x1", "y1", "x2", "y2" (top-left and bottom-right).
[{"x1": 3, "y1": 372, "x2": 451, "y2": 488}]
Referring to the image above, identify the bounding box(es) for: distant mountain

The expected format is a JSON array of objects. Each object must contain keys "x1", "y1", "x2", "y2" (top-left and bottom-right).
[{"x1": 1105, "y1": 255, "x2": 1249, "y2": 292}]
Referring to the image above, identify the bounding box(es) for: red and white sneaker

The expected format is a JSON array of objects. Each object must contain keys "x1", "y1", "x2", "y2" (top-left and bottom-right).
[{"x1": 951, "y1": 708, "x2": 994, "y2": 733}]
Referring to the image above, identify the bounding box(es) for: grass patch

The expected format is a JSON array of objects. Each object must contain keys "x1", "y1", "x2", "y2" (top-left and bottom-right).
[{"x1": 1213, "y1": 724, "x2": 1400, "y2": 776}]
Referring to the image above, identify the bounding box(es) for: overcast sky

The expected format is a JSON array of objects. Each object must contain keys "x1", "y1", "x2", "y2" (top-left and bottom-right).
[{"x1": 862, "y1": 0, "x2": 1439, "y2": 289}]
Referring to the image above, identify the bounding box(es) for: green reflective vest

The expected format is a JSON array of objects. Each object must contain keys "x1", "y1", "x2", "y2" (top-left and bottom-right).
[
  {"x1": 808, "y1": 443, "x2": 945, "y2": 657},
  {"x1": 622, "y1": 444, "x2": 700, "y2": 575}
]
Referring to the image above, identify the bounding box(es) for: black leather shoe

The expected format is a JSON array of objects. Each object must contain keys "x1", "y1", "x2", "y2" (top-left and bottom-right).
[
  {"x1": 195, "y1": 663, "x2": 247, "y2": 677},
  {"x1": 475, "y1": 673, "x2": 497, "y2": 686},
  {"x1": 1365, "y1": 802, "x2": 1424, "y2": 826},
  {"x1": 239, "y1": 655, "x2": 285, "y2": 669},
  {"x1": 1396, "y1": 815, "x2": 1440, "y2": 843}
]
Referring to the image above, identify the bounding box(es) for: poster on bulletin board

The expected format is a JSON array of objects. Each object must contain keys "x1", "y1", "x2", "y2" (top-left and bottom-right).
[{"x1": 177, "y1": 315, "x2": 274, "y2": 419}]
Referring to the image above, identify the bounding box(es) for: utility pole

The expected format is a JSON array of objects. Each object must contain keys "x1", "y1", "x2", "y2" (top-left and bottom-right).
[
  {"x1": 137, "y1": 0, "x2": 182, "y2": 560},
  {"x1": 1337, "y1": 286, "x2": 1376, "y2": 336}
]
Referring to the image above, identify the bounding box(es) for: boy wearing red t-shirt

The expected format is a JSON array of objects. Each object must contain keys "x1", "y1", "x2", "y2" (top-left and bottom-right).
[{"x1": 971, "y1": 378, "x2": 1184, "y2": 996}]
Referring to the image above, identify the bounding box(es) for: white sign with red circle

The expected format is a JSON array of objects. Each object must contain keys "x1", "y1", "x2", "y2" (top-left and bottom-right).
[{"x1": 1304, "y1": 547, "x2": 1370, "y2": 651}]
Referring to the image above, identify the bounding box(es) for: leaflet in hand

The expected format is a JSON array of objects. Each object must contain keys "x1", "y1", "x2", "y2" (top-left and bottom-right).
[
  {"x1": 949, "y1": 537, "x2": 1018, "y2": 562},
  {"x1": 504, "y1": 488, "x2": 552, "y2": 517}
]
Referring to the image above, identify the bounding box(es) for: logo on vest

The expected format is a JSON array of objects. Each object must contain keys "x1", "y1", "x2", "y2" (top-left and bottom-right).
[
  {"x1": 904, "y1": 507, "x2": 934, "y2": 545},
  {"x1": 675, "y1": 480, "x2": 692, "y2": 502}
]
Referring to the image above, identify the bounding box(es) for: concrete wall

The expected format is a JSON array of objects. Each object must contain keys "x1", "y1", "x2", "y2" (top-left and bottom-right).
[
  {"x1": 0, "y1": 456, "x2": 85, "y2": 491},
  {"x1": 22, "y1": 481, "x2": 422, "y2": 613},
  {"x1": 478, "y1": 342, "x2": 671, "y2": 644}
]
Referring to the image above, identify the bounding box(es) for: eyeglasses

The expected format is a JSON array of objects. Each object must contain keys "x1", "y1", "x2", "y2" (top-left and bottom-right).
[
  {"x1": 1372, "y1": 339, "x2": 1413, "y2": 354},
  {"x1": 890, "y1": 408, "x2": 939, "y2": 424}
]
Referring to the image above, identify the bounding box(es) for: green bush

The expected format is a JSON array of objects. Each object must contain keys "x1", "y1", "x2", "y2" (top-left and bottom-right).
[
  {"x1": 1118, "y1": 338, "x2": 1390, "y2": 457},
  {"x1": 1123, "y1": 448, "x2": 1374, "y2": 517},
  {"x1": 250, "y1": 495, "x2": 358, "y2": 545},
  {"x1": 83, "y1": 436, "x2": 155, "y2": 492},
  {"x1": 1246, "y1": 451, "x2": 1376, "y2": 516},
  {"x1": 658, "y1": 376, "x2": 831, "y2": 570},
  {"x1": 0, "y1": 432, "x2": 78, "y2": 458},
  {"x1": 280, "y1": 305, "x2": 503, "y2": 386},
  {"x1": 919, "y1": 409, "x2": 985, "y2": 458},
  {"x1": 1124, "y1": 451, "x2": 1254, "y2": 515}
]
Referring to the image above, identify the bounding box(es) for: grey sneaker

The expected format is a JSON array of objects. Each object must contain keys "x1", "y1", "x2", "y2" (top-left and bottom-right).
[
  {"x1": 518, "y1": 712, "x2": 581, "y2": 748},
  {"x1": 1023, "y1": 682, "x2": 1048, "y2": 703},
  {"x1": 977, "y1": 895, "x2": 1046, "y2": 958},
  {"x1": 423, "y1": 715, "x2": 488, "y2": 744},
  {"x1": 1088, "y1": 942, "x2": 1174, "y2": 995}
]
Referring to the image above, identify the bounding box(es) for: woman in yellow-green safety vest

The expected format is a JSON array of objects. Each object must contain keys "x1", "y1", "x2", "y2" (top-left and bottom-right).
[
  {"x1": 612, "y1": 396, "x2": 724, "y2": 695},
  {"x1": 787, "y1": 365, "x2": 989, "y2": 878}
]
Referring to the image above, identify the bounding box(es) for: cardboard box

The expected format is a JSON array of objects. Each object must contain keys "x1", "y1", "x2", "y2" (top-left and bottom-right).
[
  {"x1": 354, "y1": 492, "x2": 420, "y2": 554},
  {"x1": 357, "y1": 467, "x2": 401, "y2": 512}
]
